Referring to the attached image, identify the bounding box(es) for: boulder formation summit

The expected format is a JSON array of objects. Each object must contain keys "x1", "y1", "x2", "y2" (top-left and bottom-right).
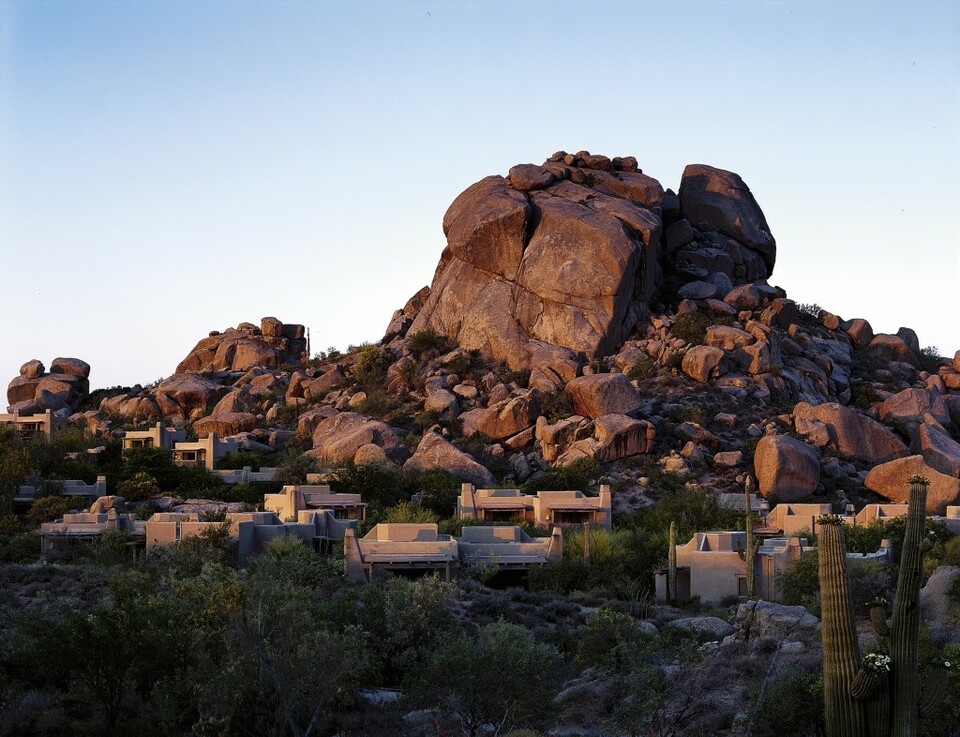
[{"x1": 404, "y1": 151, "x2": 775, "y2": 370}]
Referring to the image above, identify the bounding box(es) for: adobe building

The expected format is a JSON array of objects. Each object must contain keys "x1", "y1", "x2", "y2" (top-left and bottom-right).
[
  {"x1": 845, "y1": 504, "x2": 909, "y2": 527},
  {"x1": 15, "y1": 476, "x2": 108, "y2": 507},
  {"x1": 146, "y1": 509, "x2": 358, "y2": 564},
  {"x1": 458, "y1": 525, "x2": 563, "y2": 568},
  {"x1": 214, "y1": 466, "x2": 278, "y2": 485},
  {"x1": 264, "y1": 485, "x2": 367, "y2": 522},
  {"x1": 0, "y1": 408, "x2": 65, "y2": 438},
  {"x1": 655, "y1": 530, "x2": 894, "y2": 605},
  {"x1": 122, "y1": 422, "x2": 186, "y2": 451},
  {"x1": 655, "y1": 532, "x2": 810, "y2": 603},
  {"x1": 344, "y1": 523, "x2": 564, "y2": 583},
  {"x1": 345, "y1": 523, "x2": 459, "y2": 582},
  {"x1": 172, "y1": 434, "x2": 238, "y2": 471},
  {"x1": 717, "y1": 492, "x2": 769, "y2": 516},
  {"x1": 761, "y1": 503, "x2": 832, "y2": 537},
  {"x1": 40, "y1": 510, "x2": 146, "y2": 553},
  {"x1": 456, "y1": 483, "x2": 612, "y2": 530}
]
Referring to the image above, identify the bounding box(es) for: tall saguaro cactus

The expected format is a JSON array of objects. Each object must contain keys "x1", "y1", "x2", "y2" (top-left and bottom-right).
[
  {"x1": 819, "y1": 476, "x2": 951, "y2": 737},
  {"x1": 880, "y1": 475, "x2": 933, "y2": 737},
  {"x1": 737, "y1": 476, "x2": 761, "y2": 600},
  {"x1": 818, "y1": 514, "x2": 868, "y2": 737},
  {"x1": 668, "y1": 520, "x2": 677, "y2": 604}
]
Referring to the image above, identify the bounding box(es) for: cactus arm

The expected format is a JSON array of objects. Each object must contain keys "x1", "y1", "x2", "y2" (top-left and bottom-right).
[
  {"x1": 818, "y1": 517, "x2": 868, "y2": 737},
  {"x1": 918, "y1": 664, "x2": 951, "y2": 719},
  {"x1": 888, "y1": 476, "x2": 929, "y2": 737},
  {"x1": 868, "y1": 599, "x2": 890, "y2": 639}
]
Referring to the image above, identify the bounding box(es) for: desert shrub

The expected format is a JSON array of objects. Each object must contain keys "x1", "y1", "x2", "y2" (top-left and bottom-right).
[
  {"x1": 410, "y1": 467, "x2": 463, "y2": 517},
  {"x1": 752, "y1": 667, "x2": 825, "y2": 737},
  {"x1": 203, "y1": 480, "x2": 278, "y2": 506},
  {"x1": 356, "y1": 389, "x2": 400, "y2": 418},
  {"x1": 405, "y1": 620, "x2": 563, "y2": 736},
  {"x1": 664, "y1": 350, "x2": 686, "y2": 371},
  {"x1": 847, "y1": 559, "x2": 894, "y2": 607},
  {"x1": 273, "y1": 448, "x2": 315, "y2": 485},
  {"x1": 378, "y1": 502, "x2": 438, "y2": 525},
  {"x1": 353, "y1": 344, "x2": 395, "y2": 389},
  {"x1": 777, "y1": 551, "x2": 821, "y2": 615},
  {"x1": 116, "y1": 472, "x2": 160, "y2": 502},
  {"x1": 796, "y1": 302, "x2": 822, "y2": 318},
  {"x1": 520, "y1": 458, "x2": 601, "y2": 495},
  {"x1": 919, "y1": 345, "x2": 942, "y2": 373},
  {"x1": 359, "y1": 575, "x2": 457, "y2": 685},
  {"x1": 215, "y1": 451, "x2": 277, "y2": 470},
  {"x1": 89, "y1": 529, "x2": 136, "y2": 566},
  {"x1": 626, "y1": 355, "x2": 657, "y2": 380},
  {"x1": 331, "y1": 462, "x2": 407, "y2": 514},
  {"x1": 576, "y1": 607, "x2": 651, "y2": 668},
  {"x1": 27, "y1": 495, "x2": 76, "y2": 526},
  {"x1": 541, "y1": 390, "x2": 573, "y2": 423},
  {"x1": 0, "y1": 531, "x2": 41, "y2": 563},
  {"x1": 670, "y1": 311, "x2": 733, "y2": 345},
  {"x1": 406, "y1": 330, "x2": 450, "y2": 361}
]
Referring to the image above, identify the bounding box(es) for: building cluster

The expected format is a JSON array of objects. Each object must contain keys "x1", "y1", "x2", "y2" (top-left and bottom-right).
[
  {"x1": 14, "y1": 404, "x2": 960, "y2": 601},
  {"x1": 653, "y1": 502, "x2": 956, "y2": 604}
]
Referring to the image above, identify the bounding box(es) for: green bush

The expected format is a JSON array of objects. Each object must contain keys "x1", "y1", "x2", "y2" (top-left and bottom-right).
[
  {"x1": 406, "y1": 620, "x2": 562, "y2": 735},
  {"x1": 752, "y1": 667, "x2": 825, "y2": 737},
  {"x1": 626, "y1": 355, "x2": 657, "y2": 380},
  {"x1": 411, "y1": 468, "x2": 463, "y2": 517},
  {"x1": 406, "y1": 330, "x2": 450, "y2": 361},
  {"x1": 520, "y1": 458, "x2": 602, "y2": 495},
  {"x1": 0, "y1": 531, "x2": 41, "y2": 563},
  {"x1": 378, "y1": 502, "x2": 438, "y2": 525},
  {"x1": 670, "y1": 311, "x2": 733, "y2": 345},
  {"x1": 116, "y1": 472, "x2": 160, "y2": 502},
  {"x1": 353, "y1": 344, "x2": 395, "y2": 389},
  {"x1": 27, "y1": 495, "x2": 76, "y2": 526}
]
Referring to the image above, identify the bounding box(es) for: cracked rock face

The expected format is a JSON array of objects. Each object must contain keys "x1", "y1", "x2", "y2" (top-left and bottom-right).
[{"x1": 408, "y1": 151, "x2": 775, "y2": 370}]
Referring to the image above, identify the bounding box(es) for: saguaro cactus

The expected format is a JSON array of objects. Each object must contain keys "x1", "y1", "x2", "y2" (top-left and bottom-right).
[
  {"x1": 737, "y1": 476, "x2": 761, "y2": 600},
  {"x1": 818, "y1": 514, "x2": 868, "y2": 737},
  {"x1": 668, "y1": 520, "x2": 677, "y2": 604},
  {"x1": 821, "y1": 476, "x2": 952, "y2": 737}
]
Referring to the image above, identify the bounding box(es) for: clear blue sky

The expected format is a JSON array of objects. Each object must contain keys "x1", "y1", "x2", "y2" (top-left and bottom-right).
[{"x1": 1, "y1": 0, "x2": 958, "y2": 390}]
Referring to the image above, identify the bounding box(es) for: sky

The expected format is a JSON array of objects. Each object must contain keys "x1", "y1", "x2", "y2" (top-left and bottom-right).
[{"x1": 1, "y1": 0, "x2": 958, "y2": 391}]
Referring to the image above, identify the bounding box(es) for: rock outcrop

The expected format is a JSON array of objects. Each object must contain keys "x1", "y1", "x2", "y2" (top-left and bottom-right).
[
  {"x1": 407, "y1": 152, "x2": 775, "y2": 369},
  {"x1": 7, "y1": 357, "x2": 91, "y2": 412},
  {"x1": 176, "y1": 317, "x2": 306, "y2": 374}
]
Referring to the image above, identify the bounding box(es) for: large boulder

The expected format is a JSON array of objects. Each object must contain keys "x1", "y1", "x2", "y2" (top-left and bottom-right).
[
  {"x1": 864, "y1": 456, "x2": 960, "y2": 514},
  {"x1": 193, "y1": 412, "x2": 257, "y2": 438},
  {"x1": 310, "y1": 412, "x2": 404, "y2": 466},
  {"x1": 407, "y1": 154, "x2": 665, "y2": 370},
  {"x1": 793, "y1": 402, "x2": 908, "y2": 463},
  {"x1": 564, "y1": 373, "x2": 643, "y2": 420},
  {"x1": 155, "y1": 374, "x2": 228, "y2": 420},
  {"x1": 677, "y1": 164, "x2": 776, "y2": 272},
  {"x1": 19, "y1": 360, "x2": 44, "y2": 379},
  {"x1": 403, "y1": 431, "x2": 496, "y2": 487},
  {"x1": 475, "y1": 390, "x2": 542, "y2": 440},
  {"x1": 864, "y1": 334, "x2": 920, "y2": 368},
  {"x1": 682, "y1": 345, "x2": 725, "y2": 383},
  {"x1": 916, "y1": 422, "x2": 960, "y2": 478},
  {"x1": 754, "y1": 435, "x2": 820, "y2": 501},
  {"x1": 584, "y1": 413, "x2": 655, "y2": 462},
  {"x1": 49, "y1": 357, "x2": 90, "y2": 379},
  {"x1": 920, "y1": 566, "x2": 960, "y2": 623},
  {"x1": 880, "y1": 388, "x2": 951, "y2": 428}
]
